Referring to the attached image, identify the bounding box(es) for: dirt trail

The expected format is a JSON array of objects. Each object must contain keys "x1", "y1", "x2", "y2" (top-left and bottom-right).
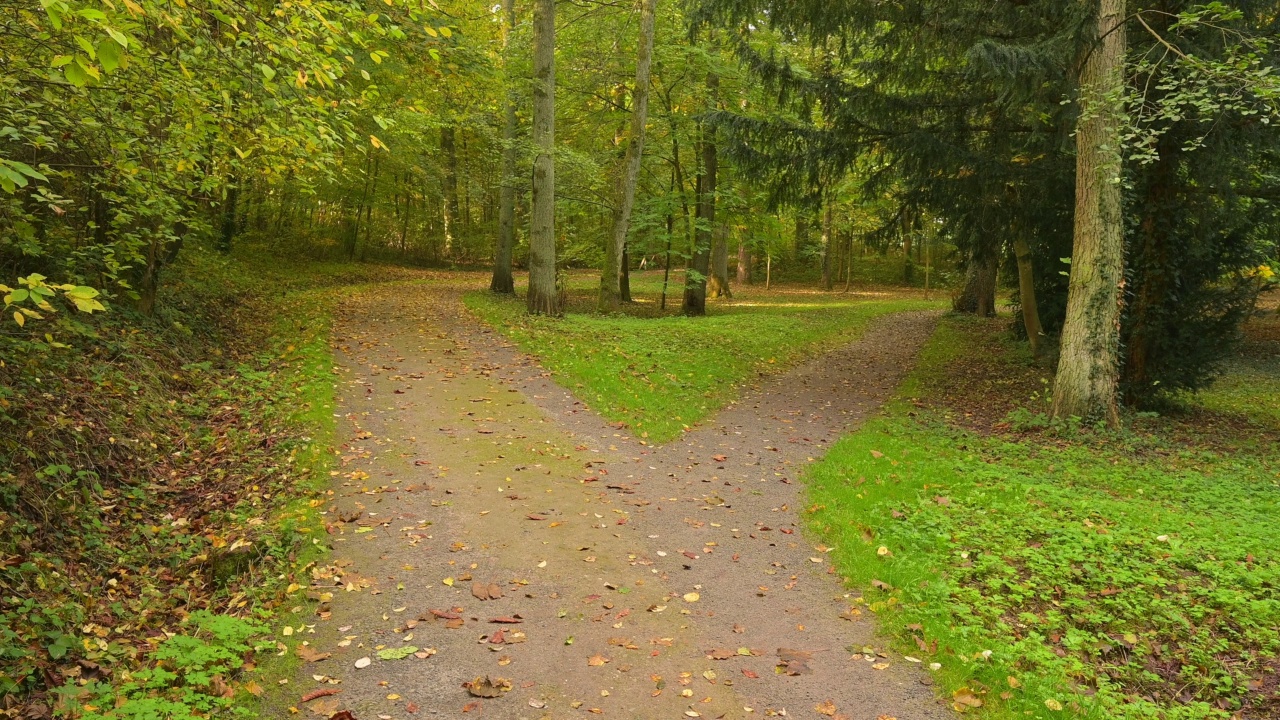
[{"x1": 291, "y1": 277, "x2": 951, "y2": 720}]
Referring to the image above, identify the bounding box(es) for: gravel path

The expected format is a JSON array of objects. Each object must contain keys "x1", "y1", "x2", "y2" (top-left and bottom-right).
[{"x1": 290, "y1": 278, "x2": 951, "y2": 720}]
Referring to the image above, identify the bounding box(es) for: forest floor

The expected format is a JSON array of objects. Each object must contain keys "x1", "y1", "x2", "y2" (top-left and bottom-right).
[{"x1": 266, "y1": 274, "x2": 955, "y2": 720}]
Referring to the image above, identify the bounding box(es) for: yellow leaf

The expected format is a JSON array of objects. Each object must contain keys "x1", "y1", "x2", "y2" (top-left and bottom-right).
[
  {"x1": 443, "y1": 577, "x2": 454, "y2": 586},
  {"x1": 1045, "y1": 699, "x2": 1064, "y2": 711},
  {"x1": 13, "y1": 311, "x2": 24, "y2": 327},
  {"x1": 682, "y1": 592, "x2": 700, "y2": 603}
]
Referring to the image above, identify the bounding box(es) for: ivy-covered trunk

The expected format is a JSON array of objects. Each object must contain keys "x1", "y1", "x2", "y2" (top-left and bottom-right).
[
  {"x1": 526, "y1": 0, "x2": 559, "y2": 316},
  {"x1": 1051, "y1": 0, "x2": 1127, "y2": 426}
]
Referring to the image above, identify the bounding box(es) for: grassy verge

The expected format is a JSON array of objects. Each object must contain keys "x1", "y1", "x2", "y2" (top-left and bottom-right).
[
  {"x1": 466, "y1": 280, "x2": 942, "y2": 442},
  {"x1": 0, "y1": 245, "x2": 419, "y2": 719},
  {"x1": 802, "y1": 316, "x2": 1280, "y2": 719}
]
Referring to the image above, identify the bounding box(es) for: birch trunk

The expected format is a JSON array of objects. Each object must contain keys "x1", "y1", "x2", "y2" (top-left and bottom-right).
[
  {"x1": 527, "y1": 0, "x2": 559, "y2": 315},
  {"x1": 1051, "y1": 0, "x2": 1126, "y2": 426}
]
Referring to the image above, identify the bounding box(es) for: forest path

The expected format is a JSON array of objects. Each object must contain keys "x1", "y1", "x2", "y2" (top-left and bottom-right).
[{"x1": 294, "y1": 275, "x2": 951, "y2": 720}]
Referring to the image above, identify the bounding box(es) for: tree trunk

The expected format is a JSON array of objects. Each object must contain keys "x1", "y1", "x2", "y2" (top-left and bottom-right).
[
  {"x1": 737, "y1": 236, "x2": 751, "y2": 284},
  {"x1": 600, "y1": 0, "x2": 658, "y2": 310},
  {"x1": 684, "y1": 77, "x2": 718, "y2": 317},
  {"x1": 491, "y1": 0, "x2": 518, "y2": 294},
  {"x1": 708, "y1": 223, "x2": 730, "y2": 298},
  {"x1": 218, "y1": 177, "x2": 237, "y2": 254},
  {"x1": 820, "y1": 199, "x2": 834, "y2": 291},
  {"x1": 526, "y1": 0, "x2": 559, "y2": 315},
  {"x1": 1013, "y1": 236, "x2": 1045, "y2": 357},
  {"x1": 1051, "y1": 0, "x2": 1126, "y2": 426},
  {"x1": 620, "y1": 244, "x2": 632, "y2": 302},
  {"x1": 953, "y1": 253, "x2": 998, "y2": 316},
  {"x1": 442, "y1": 125, "x2": 460, "y2": 254}
]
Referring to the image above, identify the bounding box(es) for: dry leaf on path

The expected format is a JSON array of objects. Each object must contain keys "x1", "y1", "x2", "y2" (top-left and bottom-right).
[
  {"x1": 465, "y1": 676, "x2": 512, "y2": 698},
  {"x1": 297, "y1": 645, "x2": 331, "y2": 662}
]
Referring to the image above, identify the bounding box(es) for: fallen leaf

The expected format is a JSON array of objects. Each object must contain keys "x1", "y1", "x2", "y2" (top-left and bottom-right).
[
  {"x1": 952, "y1": 687, "x2": 984, "y2": 711},
  {"x1": 587, "y1": 654, "x2": 609, "y2": 666},
  {"x1": 377, "y1": 646, "x2": 418, "y2": 661},
  {"x1": 683, "y1": 592, "x2": 700, "y2": 603},
  {"x1": 300, "y1": 689, "x2": 341, "y2": 703},
  {"x1": 297, "y1": 645, "x2": 331, "y2": 663},
  {"x1": 816, "y1": 700, "x2": 837, "y2": 716},
  {"x1": 353, "y1": 657, "x2": 371, "y2": 669},
  {"x1": 466, "y1": 676, "x2": 512, "y2": 698}
]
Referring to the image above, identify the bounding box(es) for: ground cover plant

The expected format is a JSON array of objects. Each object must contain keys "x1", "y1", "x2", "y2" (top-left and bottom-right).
[
  {"x1": 466, "y1": 269, "x2": 944, "y2": 441},
  {"x1": 802, "y1": 313, "x2": 1280, "y2": 719},
  {"x1": 0, "y1": 247, "x2": 428, "y2": 719}
]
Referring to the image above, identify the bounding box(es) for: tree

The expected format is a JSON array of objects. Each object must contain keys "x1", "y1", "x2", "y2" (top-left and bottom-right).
[
  {"x1": 527, "y1": 0, "x2": 560, "y2": 315},
  {"x1": 492, "y1": 0, "x2": 519, "y2": 294},
  {"x1": 684, "y1": 73, "x2": 718, "y2": 316},
  {"x1": 601, "y1": 0, "x2": 660, "y2": 310},
  {"x1": 1051, "y1": 0, "x2": 1127, "y2": 426}
]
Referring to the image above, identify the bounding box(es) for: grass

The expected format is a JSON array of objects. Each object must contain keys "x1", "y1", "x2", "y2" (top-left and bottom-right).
[
  {"x1": 465, "y1": 271, "x2": 944, "y2": 442},
  {"x1": 801, "y1": 316, "x2": 1280, "y2": 719}
]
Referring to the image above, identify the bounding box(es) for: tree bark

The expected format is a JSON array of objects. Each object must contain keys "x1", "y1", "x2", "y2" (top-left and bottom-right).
[
  {"x1": 736, "y1": 236, "x2": 751, "y2": 284},
  {"x1": 600, "y1": 0, "x2": 658, "y2": 310},
  {"x1": 1051, "y1": 0, "x2": 1126, "y2": 426},
  {"x1": 527, "y1": 0, "x2": 559, "y2": 315},
  {"x1": 820, "y1": 199, "x2": 834, "y2": 291},
  {"x1": 1013, "y1": 236, "x2": 1045, "y2": 357},
  {"x1": 684, "y1": 76, "x2": 718, "y2": 317},
  {"x1": 218, "y1": 177, "x2": 237, "y2": 254},
  {"x1": 708, "y1": 222, "x2": 730, "y2": 298},
  {"x1": 491, "y1": 0, "x2": 518, "y2": 294},
  {"x1": 441, "y1": 125, "x2": 460, "y2": 255},
  {"x1": 953, "y1": 253, "x2": 998, "y2": 316}
]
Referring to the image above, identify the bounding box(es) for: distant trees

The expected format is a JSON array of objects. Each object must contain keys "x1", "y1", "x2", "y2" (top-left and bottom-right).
[{"x1": 697, "y1": 0, "x2": 1280, "y2": 416}]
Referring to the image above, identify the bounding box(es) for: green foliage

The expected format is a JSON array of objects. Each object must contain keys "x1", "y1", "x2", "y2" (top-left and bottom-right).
[
  {"x1": 0, "y1": 245, "x2": 414, "y2": 711},
  {"x1": 803, "y1": 316, "x2": 1280, "y2": 719},
  {"x1": 62, "y1": 611, "x2": 266, "y2": 720}
]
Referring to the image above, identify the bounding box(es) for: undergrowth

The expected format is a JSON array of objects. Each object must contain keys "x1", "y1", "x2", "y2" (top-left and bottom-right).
[
  {"x1": 803, "y1": 316, "x2": 1280, "y2": 719},
  {"x1": 0, "y1": 244, "x2": 415, "y2": 719}
]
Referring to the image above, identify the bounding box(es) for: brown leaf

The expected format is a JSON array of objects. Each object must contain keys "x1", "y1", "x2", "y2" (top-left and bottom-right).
[
  {"x1": 587, "y1": 654, "x2": 610, "y2": 666},
  {"x1": 308, "y1": 698, "x2": 340, "y2": 717},
  {"x1": 489, "y1": 616, "x2": 523, "y2": 624},
  {"x1": 488, "y1": 628, "x2": 505, "y2": 644},
  {"x1": 297, "y1": 645, "x2": 331, "y2": 663},
  {"x1": 741, "y1": 669, "x2": 759, "y2": 679},
  {"x1": 526, "y1": 514, "x2": 546, "y2": 521},
  {"x1": 816, "y1": 700, "x2": 837, "y2": 716},
  {"x1": 712, "y1": 454, "x2": 727, "y2": 462},
  {"x1": 300, "y1": 688, "x2": 341, "y2": 703},
  {"x1": 934, "y1": 496, "x2": 951, "y2": 506},
  {"x1": 328, "y1": 712, "x2": 357, "y2": 720},
  {"x1": 871, "y1": 579, "x2": 894, "y2": 591},
  {"x1": 405, "y1": 702, "x2": 419, "y2": 714},
  {"x1": 466, "y1": 676, "x2": 512, "y2": 698},
  {"x1": 471, "y1": 582, "x2": 489, "y2": 601},
  {"x1": 488, "y1": 584, "x2": 503, "y2": 600},
  {"x1": 952, "y1": 687, "x2": 984, "y2": 710},
  {"x1": 705, "y1": 649, "x2": 734, "y2": 660}
]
